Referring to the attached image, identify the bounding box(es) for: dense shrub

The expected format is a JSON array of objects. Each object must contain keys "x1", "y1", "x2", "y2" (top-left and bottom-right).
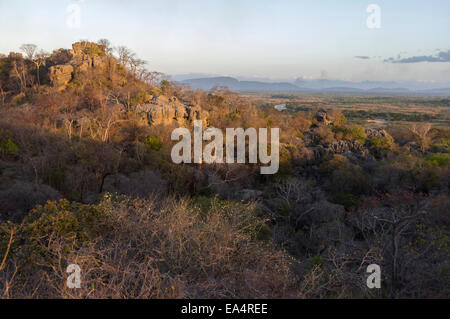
[
  {"x1": 333, "y1": 125, "x2": 367, "y2": 143},
  {"x1": 430, "y1": 139, "x2": 450, "y2": 153},
  {"x1": 426, "y1": 153, "x2": 450, "y2": 167},
  {"x1": 313, "y1": 124, "x2": 335, "y2": 144},
  {"x1": 0, "y1": 40, "x2": 448, "y2": 299},
  {"x1": 0, "y1": 128, "x2": 19, "y2": 157},
  {"x1": 320, "y1": 155, "x2": 370, "y2": 195},
  {"x1": 143, "y1": 134, "x2": 163, "y2": 152},
  {"x1": 368, "y1": 136, "x2": 394, "y2": 159}
]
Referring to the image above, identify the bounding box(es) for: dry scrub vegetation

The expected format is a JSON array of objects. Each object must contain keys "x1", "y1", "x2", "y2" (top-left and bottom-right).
[
  {"x1": 1, "y1": 195, "x2": 301, "y2": 298},
  {"x1": 0, "y1": 40, "x2": 449, "y2": 299}
]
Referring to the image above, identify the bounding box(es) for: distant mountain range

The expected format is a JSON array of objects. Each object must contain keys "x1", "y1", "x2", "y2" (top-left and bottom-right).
[
  {"x1": 173, "y1": 75, "x2": 450, "y2": 96},
  {"x1": 180, "y1": 77, "x2": 301, "y2": 92}
]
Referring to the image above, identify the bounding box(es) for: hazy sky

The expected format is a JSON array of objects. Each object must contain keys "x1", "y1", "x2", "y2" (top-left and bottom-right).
[{"x1": 1, "y1": 0, "x2": 449, "y2": 82}]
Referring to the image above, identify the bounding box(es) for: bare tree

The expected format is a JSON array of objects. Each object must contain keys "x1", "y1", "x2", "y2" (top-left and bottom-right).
[
  {"x1": 11, "y1": 59, "x2": 29, "y2": 93},
  {"x1": 78, "y1": 116, "x2": 91, "y2": 139},
  {"x1": 409, "y1": 123, "x2": 432, "y2": 153},
  {"x1": 116, "y1": 46, "x2": 135, "y2": 68},
  {"x1": 34, "y1": 50, "x2": 49, "y2": 87},
  {"x1": 97, "y1": 39, "x2": 113, "y2": 55},
  {"x1": 0, "y1": 82, "x2": 8, "y2": 106},
  {"x1": 63, "y1": 117, "x2": 75, "y2": 140},
  {"x1": 0, "y1": 224, "x2": 19, "y2": 299},
  {"x1": 131, "y1": 58, "x2": 148, "y2": 78},
  {"x1": 352, "y1": 191, "x2": 431, "y2": 298},
  {"x1": 20, "y1": 44, "x2": 37, "y2": 60},
  {"x1": 20, "y1": 44, "x2": 48, "y2": 87},
  {"x1": 91, "y1": 106, "x2": 127, "y2": 142},
  {"x1": 142, "y1": 71, "x2": 163, "y2": 87}
]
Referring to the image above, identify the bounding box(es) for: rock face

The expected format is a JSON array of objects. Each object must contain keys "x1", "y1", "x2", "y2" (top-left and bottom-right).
[
  {"x1": 135, "y1": 96, "x2": 209, "y2": 127},
  {"x1": 298, "y1": 110, "x2": 397, "y2": 163},
  {"x1": 48, "y1": 65, "x2": 74, "y2": 90},
  {"x1": 72, "y1": 42, "x2": 106, "y2": 55},
  {"x1": 45, "y1": 41, "x2": 210, "y2": 127},
  {"x1": 302, "y1": 110, "x2": 392, "y2": 162},
  {"x1": 311, "y1": 140, "x2": 371, "y2": 161},
  {"x1": 48, "y1": 42, "x2": 113, "y2": 88},
  {"x1": 324, "y1": 140, "x2": 368, "y2": 156},
  {"x1": 365, "y1": 128, "x2": 392, "y2": 140}
]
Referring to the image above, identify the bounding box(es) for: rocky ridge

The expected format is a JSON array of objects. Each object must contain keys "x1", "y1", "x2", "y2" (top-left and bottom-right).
[
  {"x1": 45, "y1": 42, "x2": 209, "y2": 126},
  {"x1": 48, "y1": 42, "x2": 116, "y2": 90},
  {"x1": 135, "y1": 95, "x2": 208, "y2": 127}
]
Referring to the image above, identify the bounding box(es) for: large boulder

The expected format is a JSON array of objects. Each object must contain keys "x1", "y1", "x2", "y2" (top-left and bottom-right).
[{"x1": 49, "y1": 64, "x2": 74, "y2": 90}]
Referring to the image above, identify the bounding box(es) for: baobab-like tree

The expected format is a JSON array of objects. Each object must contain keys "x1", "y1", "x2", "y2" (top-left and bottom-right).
[{"x1": 20, "y1": 44, "x2": 37, "y2": 60}]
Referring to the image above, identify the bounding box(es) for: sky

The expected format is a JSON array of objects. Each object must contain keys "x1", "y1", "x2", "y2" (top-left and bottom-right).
[{"x1": 1, "y1": 0, "x2": 450, "y2": 82}]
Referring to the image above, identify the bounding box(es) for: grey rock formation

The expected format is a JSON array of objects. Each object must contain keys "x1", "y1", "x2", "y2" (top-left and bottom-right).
[
  {"x1": 311, "y1": 140, "x2": 371, "y2": 161},
  {"x1": 324, "y1": 140, "x2": 369, "y2": 158},
  {"x1": 365, "y1": 128, "x2": 393, "y2": 140},
  {"x1": 135, "y1": 95, "x2": 208, "y2": 127}
]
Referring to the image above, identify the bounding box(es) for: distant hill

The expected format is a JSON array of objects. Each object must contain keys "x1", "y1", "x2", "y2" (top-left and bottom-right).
[
  {"x1": 419, "y1": 87, "x2": 450, "y2": 96},
  {"x1": 182, "y1": 76, "x2": 301, "y2": 92},
  {"x1": 320, "y1": 87, "x2": 365, "y2": 93},
  {"x1": 366, "y1": 87, "x2": 411, "y2": 93},
  {"x1": 177, "y1": 75, "x2": 450, "y2": 96}
]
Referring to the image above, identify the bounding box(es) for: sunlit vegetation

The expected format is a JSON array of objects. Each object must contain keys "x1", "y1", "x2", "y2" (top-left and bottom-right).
[{"x1": 0, "y1": 41, "x2": 448, "y2": 299}]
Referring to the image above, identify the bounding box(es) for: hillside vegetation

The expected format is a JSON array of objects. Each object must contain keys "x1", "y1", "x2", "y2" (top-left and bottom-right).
[{"x1": 0, "y1": 41, "x2": 449, "y2": 299}]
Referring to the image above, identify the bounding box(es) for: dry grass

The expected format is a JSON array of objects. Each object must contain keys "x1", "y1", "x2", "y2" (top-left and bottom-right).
[{"x1": 1, "y1": 195, "x2": 302, "y2": 299}]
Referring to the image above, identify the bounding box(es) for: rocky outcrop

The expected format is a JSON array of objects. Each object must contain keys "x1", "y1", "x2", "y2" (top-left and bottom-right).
[
  {"x1": 302, "y1": 111, "x2": 394, "y2": 162},
  {"x1": 365, "y1": 128, "x2": 392, "y2": 140},
  {"x1": 45, "y1": 42, "x2": 210, "y2": 126},
  {"x1": 309, "y1": 137, "x2": 373, "y2": 162},
  {"x1": 72, "y1": 41, "x2": 106, "y2": 55},
  {"x1": 324, "y1": 140, "x2": 369, "y2": 157},
  {"x1": 48, "y1": 65, "x2": 74, "y2": 90},
  {"x1": 48, "y1": 42, "x2": 112, "y2": 88},
  {"x1": 135, "y1": 96, "x2": 209, "y2": 127}
]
